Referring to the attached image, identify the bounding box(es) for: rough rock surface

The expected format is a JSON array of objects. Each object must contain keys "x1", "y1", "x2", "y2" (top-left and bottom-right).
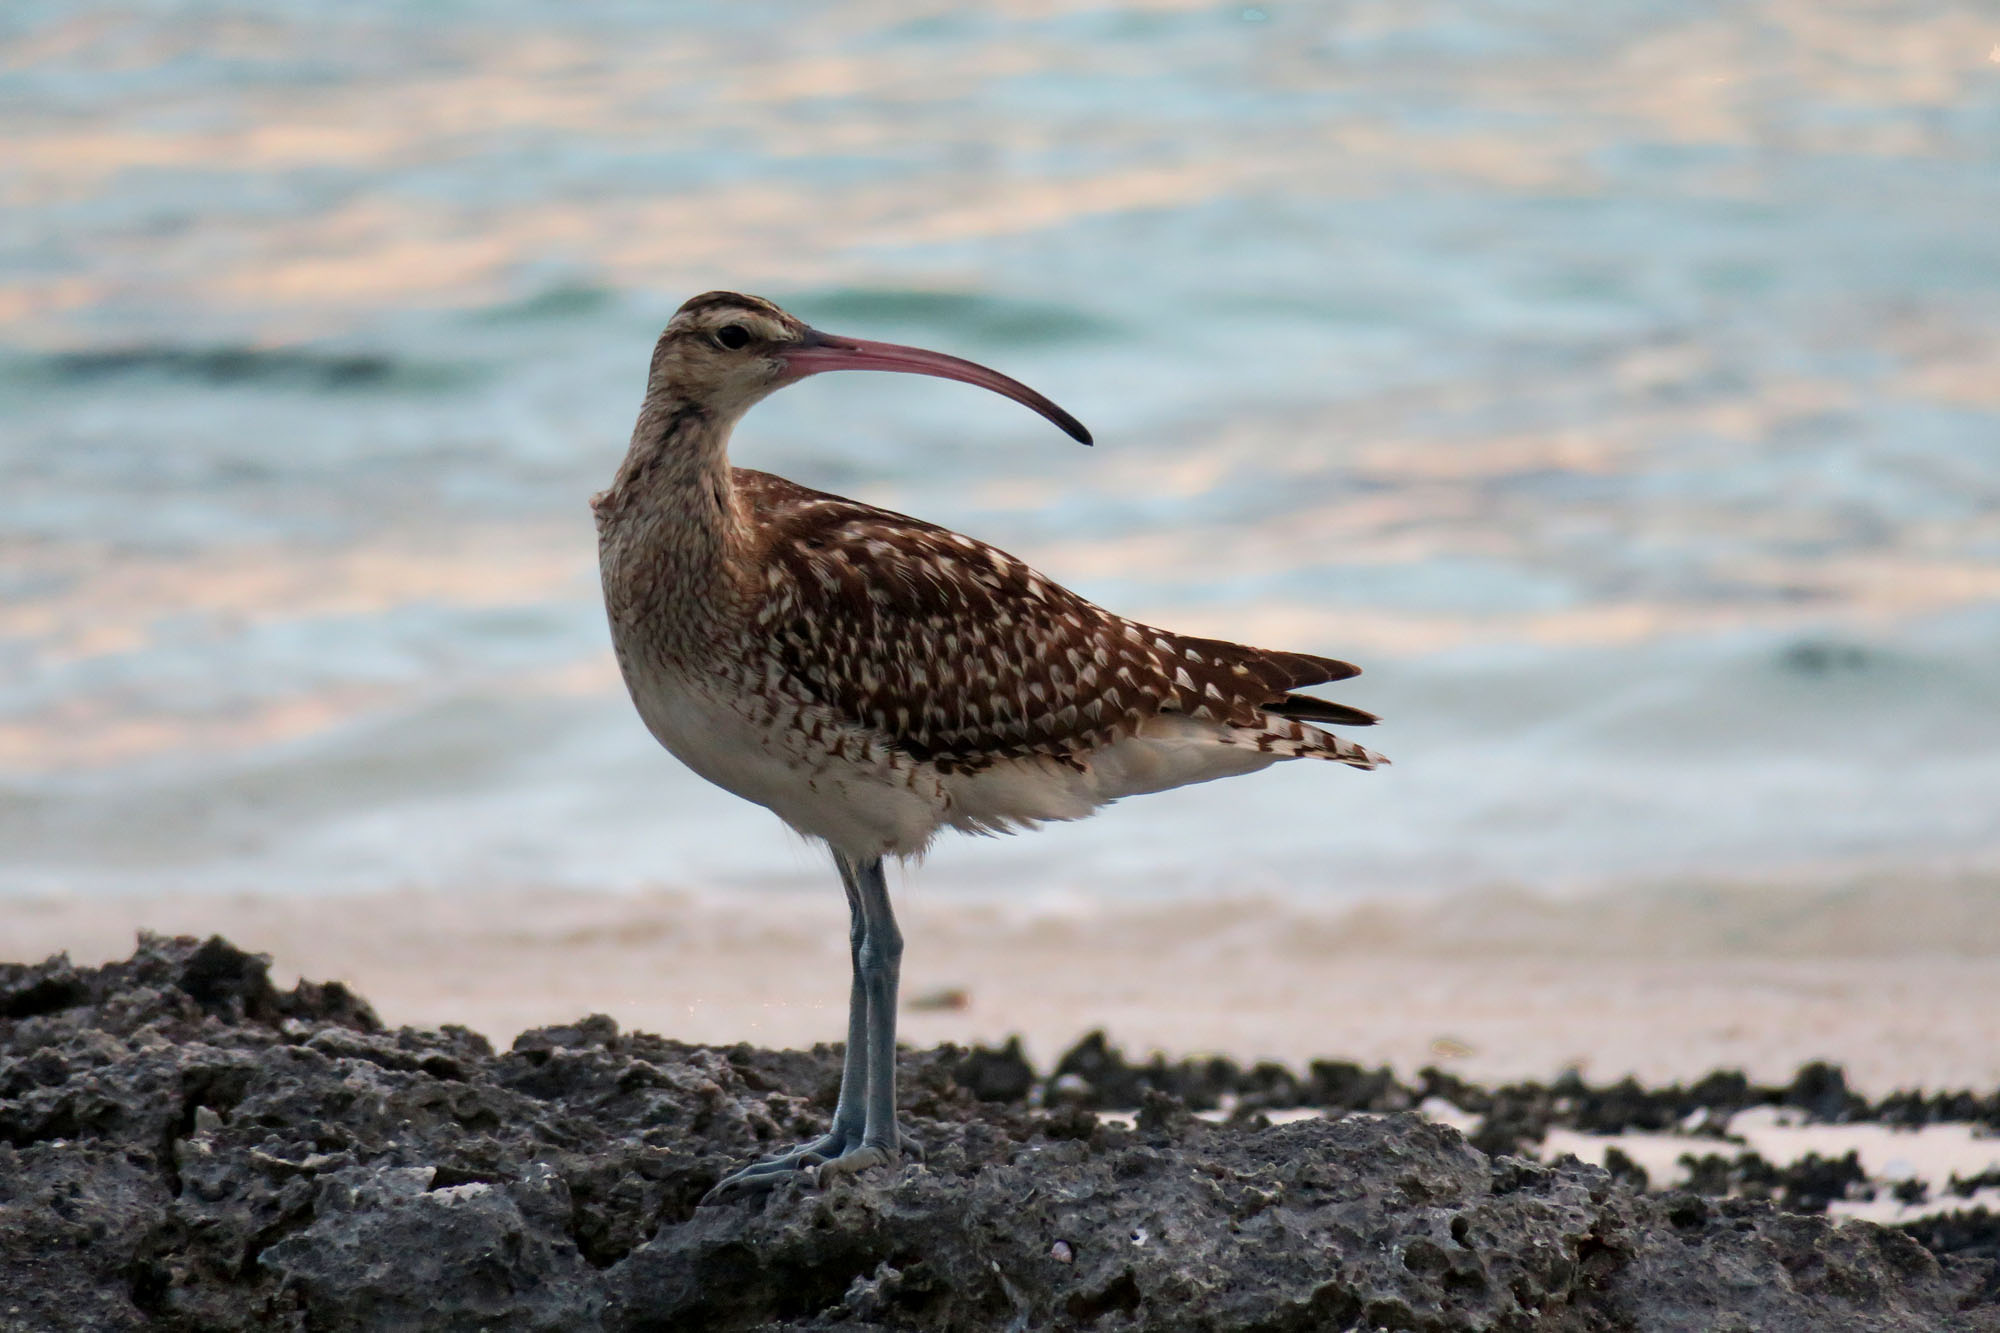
[{"x1": 2, "y1": 936, "x2": 1995, "y2": 1332}]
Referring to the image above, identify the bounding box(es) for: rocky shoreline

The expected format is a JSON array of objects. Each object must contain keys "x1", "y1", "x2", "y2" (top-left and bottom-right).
[{"x1": 3, "y1": 935, "x2": 1996, "y2": 1331}]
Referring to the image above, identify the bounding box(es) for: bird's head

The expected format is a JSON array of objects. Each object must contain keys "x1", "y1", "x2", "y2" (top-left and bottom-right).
[{"x1": 647, "y1": 291, "x2": 1091, "y2": 444}]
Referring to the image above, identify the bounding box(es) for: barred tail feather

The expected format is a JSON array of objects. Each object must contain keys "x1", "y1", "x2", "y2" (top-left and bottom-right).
[{"x1": 1225, "y1": 714, "x2": 1388, "y2": 770}]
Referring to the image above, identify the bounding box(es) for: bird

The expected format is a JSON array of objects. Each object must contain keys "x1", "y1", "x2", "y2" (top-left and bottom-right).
[{"x1": 594, "y1": 291, "x2": 1387, "y2": 1201}]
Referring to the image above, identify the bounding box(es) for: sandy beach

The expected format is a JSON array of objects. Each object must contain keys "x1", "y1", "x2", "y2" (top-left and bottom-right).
[{"x1": 14, "y1": 873, "x2": 2000, "y2": 1096}]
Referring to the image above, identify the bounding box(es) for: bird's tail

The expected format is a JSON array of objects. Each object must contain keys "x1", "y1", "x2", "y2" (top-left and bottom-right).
[{"x1": 1222, "y1": 714, "x2": 1389, "y2": 770}]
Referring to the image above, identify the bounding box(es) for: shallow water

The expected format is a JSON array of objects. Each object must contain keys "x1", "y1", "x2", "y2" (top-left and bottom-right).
[{"x1": 4, "y1": 1, "x2": 1999, "y2": 897}]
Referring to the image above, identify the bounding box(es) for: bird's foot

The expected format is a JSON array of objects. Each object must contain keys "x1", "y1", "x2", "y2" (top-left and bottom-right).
[{"x1": 699, "y1": 1125, "x2": 924, "y2": 1205}]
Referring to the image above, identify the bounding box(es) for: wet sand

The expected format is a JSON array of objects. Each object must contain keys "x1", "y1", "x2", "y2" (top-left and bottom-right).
[{"x1": 13, "y1": 876, "x2": 2000, "y2": 1095}]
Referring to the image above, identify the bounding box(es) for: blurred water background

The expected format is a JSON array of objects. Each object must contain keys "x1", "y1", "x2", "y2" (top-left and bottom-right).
[{"x1": 4, "y1": 0, "x2": 1998, "y2": 903}]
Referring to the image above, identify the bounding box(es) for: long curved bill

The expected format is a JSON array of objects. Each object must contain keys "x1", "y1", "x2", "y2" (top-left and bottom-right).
[{"x1": 781, "y1": 330, "x2": 1092, "y2": 445}]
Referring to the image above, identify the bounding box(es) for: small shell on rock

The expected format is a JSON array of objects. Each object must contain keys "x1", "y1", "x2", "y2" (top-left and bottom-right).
[{"x1": 1050, "y1": 1240, "x2": 1073, "y2": 1264}]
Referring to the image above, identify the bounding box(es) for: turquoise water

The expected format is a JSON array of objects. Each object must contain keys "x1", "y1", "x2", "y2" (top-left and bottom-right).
[{"x1": 4, "y1": 2, "x2": 1999, "y2": 896}]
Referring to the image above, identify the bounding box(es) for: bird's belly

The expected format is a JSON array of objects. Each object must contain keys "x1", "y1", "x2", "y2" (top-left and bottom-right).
[
  {"x1": 942, "y1": 713, "x2": 1283, "y2": 835},
  {"x1": 622, "y1": 667, "x2": 946, "y2": 860}
]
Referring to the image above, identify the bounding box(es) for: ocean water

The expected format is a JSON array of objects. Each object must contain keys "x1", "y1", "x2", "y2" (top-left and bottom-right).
[{"x1": 4, "y1": 1, "x2": 1999, "y2": 900}]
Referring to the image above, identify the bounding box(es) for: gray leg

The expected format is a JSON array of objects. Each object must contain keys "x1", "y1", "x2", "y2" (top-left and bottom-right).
[
  {"x1": 701, "y1": 853, "x2": 916, "y2": 1203},
  {"x1": 829, "y1": 862, "x2": 870, "y2": 1139},
  {"x1": 843, "y1": 854, "x2": 923, "y2": 1162},
  {"x1": 817, "y1": 854, "x2": 904, "y2": 1181}
]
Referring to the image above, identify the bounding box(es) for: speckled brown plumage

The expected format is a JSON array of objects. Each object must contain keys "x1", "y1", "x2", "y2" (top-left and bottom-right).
[
  {"x1": 595, "y1": 292, "x2": 1387, "y2": 864},
  {"x1": 736, "y1": 470, "x2": 1381, "y2": 776}
]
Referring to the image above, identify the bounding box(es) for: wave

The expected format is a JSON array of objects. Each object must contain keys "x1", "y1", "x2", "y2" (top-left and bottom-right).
[{"x1": 17, "y1": 345, "x2": 465, "y2": 392}]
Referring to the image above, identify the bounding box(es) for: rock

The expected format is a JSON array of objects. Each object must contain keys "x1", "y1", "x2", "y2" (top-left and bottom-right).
[
  {"x1": 1786, "y1": 1061, "x2": 1868, "y2": 1122},
  {"x1": 945, "y1": 1037, "x2": 1036, "y2": 1103},
  {"x1": 259, "y1": 1163, "x2": 604, "y2": 1332},
  {"x1": 1901, "y1": 1209, "x2": 2000, "y2": 1297},
  {"x1": 2, "y1": 935, "x2": 1996, "y2": 1332}
]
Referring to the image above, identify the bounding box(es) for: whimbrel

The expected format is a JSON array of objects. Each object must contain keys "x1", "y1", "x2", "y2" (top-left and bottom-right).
[{"x1": 594, "y1": 292, "x2": 1387, "y2": 1200}]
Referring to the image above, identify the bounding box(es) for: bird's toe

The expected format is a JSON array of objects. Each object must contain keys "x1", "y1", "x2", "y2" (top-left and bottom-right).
[
  {"x1": 700, "y1": 1130, "x2": 853, "y2": 1204},
  {"x1": 811, "y1": 1144, "x2": 895, "y2": 1189},
  {"x1": 699, "y1": 1169, "x2": 782, "y2": 1205}
]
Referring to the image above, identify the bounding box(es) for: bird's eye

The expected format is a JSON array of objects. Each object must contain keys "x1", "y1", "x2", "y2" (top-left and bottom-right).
[{"x1": 714, "y1": 324, "x2": 751, "y2": 350}]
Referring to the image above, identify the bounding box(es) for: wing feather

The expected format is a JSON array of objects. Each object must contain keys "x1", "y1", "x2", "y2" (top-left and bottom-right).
[{"x1": 737, "y1": 470, "x2": 1379, "y2": 771}]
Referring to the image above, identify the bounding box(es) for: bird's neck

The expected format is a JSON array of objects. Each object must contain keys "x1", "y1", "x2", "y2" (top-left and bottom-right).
[
  {"x1": 607, "y1": 393, "x2": 739, "y2": 510},
  {"x1": 597, "y1": 392, "x2": 752, "y2": 628}
]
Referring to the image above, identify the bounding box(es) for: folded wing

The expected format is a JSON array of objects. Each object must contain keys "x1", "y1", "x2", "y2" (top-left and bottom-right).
[{"x1": 739, "y1": 470, "x2": 1382, "y2": 774}]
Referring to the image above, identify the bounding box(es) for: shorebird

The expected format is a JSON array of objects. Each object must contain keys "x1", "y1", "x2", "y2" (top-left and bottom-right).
[{"x1": 595, "y1": 292, "x2": 1387, "y2": 1200}]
